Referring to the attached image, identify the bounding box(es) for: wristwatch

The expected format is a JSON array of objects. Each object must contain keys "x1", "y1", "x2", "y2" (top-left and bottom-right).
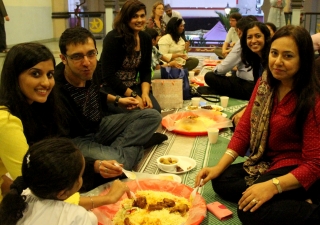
[
  {"x1": 130, "y1": 91, "x2": 137, "y2": 98},
  {"x1": 272, "y1": 178, "x2": 282, "y2": 194},
  {"x1": 114, "y1": 95, "x2": 121, "y2": 107}
]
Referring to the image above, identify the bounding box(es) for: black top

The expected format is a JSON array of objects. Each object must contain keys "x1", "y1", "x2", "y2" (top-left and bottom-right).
[
  {"x1": 100, "y1": 29, "x2": 152, "y2": 95},
  {"x1": 54, "y1": 61, "x2": 108, "y2": 138}
]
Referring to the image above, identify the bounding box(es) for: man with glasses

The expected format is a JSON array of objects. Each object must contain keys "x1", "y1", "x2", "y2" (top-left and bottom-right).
[
  {"x1": 54, "y1": 27, "x2": 164, "y2": 172},
  {"x1": 214, "y1": 12, "x2": 242, "y2": 59}
]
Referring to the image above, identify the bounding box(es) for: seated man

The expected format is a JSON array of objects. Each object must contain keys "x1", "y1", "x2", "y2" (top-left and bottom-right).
[
  {"x1": 204, "y1": 16, "x2": 258, "y2": 101},
  {"x1": 213, "y1": 12, "x2": 242, "y2": 59},
  {"x1": 163, "y1": 4, "x2": 187, "y2": 41},
  {"x1": 55, "y1": 27, "x2": 166, "y2": 171}
]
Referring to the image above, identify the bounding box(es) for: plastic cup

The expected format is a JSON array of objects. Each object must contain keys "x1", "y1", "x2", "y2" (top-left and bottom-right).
[
  {"x1": 220, "y1": 96, "x2": 229, "y2": 108},
  {"x1": 191, "y1": 97, "x2": 201, "y2": 106},
  {"x1": 189, "y1": 71, "x2": 195, "y2": 79},
  {"x1": 207, "y1": 128, "x2": 219, "y2": 144}
]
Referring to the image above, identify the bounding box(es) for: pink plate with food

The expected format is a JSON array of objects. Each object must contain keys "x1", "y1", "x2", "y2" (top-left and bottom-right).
[
  {"x1": 161, "y1": 111, "x2": 230, "y2": 136},
  {"x1": 93, "y1": 179, "x2": 207, "y2": 225},
  {"x1": 203, "y1": 59, "x2": 222, "y2": 66}
]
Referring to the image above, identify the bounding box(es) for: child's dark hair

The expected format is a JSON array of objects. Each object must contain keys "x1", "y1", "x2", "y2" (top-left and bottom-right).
[
  {"x1": 144, "y1": 27, "x2": 159, "y2": 40},
  {"x1": 0, "y1": 138, "x2": 84, "y2": 225}
]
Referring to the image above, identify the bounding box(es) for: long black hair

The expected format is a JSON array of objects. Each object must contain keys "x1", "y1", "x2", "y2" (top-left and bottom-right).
[
  {"x1": 113, "y1": 0, "x2": 147, "y2": 57},
  {"x1": 240, "y1": 21, "x2": 271, "y2": 81},
  {"x1": 0, "y1": 138, "x2": 84, "y2": 225},
  {"x1": 0, "y1": 43, "x2": 66, "y2": 144},
  {"x1": 267, "y1": 25, "x2": 320, "y2": 131},
  {"x1": 165, "y1": 17, "x2": 183, "y2": 43}
]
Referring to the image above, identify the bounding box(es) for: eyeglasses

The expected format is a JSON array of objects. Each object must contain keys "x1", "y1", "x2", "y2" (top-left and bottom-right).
[{"x1": 65, "y1": 50, "x2": 98, "y2": 62}]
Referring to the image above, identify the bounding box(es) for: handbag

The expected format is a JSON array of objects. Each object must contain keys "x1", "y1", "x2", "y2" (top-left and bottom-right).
[
  {"x1": 161, "y1": 67, "x2": 191, "y2": 100},
  {"x1": 152, "y1": 79, "x2": 183, "y2": 110},
  {"x1": 190, "y1": 86, "x2": 220, "y2": 103}
]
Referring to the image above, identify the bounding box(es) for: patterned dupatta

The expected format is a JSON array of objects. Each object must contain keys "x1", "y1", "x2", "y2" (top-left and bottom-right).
[{"x1": 243, "y1": 71, "x2": 274, "y2": 186}]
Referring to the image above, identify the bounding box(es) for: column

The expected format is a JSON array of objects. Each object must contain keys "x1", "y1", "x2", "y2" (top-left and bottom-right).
[
  {"x1": 103, "y1": 0, "x2": 126, "y2": 33},
  {"x1": 291, "y1": 0, "x2": 303, "y2": 25},
  {"x1": 52, "y1": 0, "x2": 69, "y2": 39}
]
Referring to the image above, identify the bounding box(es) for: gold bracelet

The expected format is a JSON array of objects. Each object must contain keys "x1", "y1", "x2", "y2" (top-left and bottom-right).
[
  {"x1": 89, "y1": 196, "x2": 94, "y2": 211},
  {"x1": 225, "y1": 150, "x2": 236, "y2": 160}
]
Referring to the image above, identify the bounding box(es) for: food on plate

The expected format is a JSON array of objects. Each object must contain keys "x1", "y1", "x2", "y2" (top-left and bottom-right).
[
  {"x1": 160, "y1": 157, "x2": 178, "y2": 165},
  {"x1": 174, "y1": 115, "x2": 216, "y2": 132},
  {"x1": 187, "y1": 105, "x2": 198, "y2": 110},
  {"x1": 158, "y1": 175, "x2": 174, "y2": 181},
  {"x1": 176, "y1": 166, "x2": 184, "y2": 173},
  {"x1": 113, "y1": 190, "x2": 191, "y2": 225},
  {"x1": 200, "y1": 105, "x2": 212, "y2": 110},
  {"x1": 211, "y1": 105, "x2": 223, "y2": 111}
]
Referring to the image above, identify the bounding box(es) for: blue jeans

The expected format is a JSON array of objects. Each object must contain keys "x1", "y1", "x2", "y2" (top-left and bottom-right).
[{"x1": 73, "y1": 109, "x2": 161, "y2": 170}]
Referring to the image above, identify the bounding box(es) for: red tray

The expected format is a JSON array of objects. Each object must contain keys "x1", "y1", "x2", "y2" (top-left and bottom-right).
[{"x1": 161, "y1": 111, "x2": 223, "y2": 136}]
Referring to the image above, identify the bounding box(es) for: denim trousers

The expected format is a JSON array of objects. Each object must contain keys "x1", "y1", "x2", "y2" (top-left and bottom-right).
[
  {"x1": 72, "y1": 108, "x2": 161, "y2": 170},
  {"x1": 212, "y1": 163, "x2": 320, "y2": 225}
]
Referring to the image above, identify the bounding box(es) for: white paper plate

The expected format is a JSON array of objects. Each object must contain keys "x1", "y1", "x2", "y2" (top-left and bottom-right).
[
  {"x1": 157, "y1": 156, "x2": 197, "y2": 174},
  {"x1": 157, "y1": 173, "x2": 182, "y2": 183}
]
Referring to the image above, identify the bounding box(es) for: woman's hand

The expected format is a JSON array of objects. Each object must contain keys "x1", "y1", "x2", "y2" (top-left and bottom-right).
[
  {"x1": 135, "y1": 95, "x2": 145, "y2": 109},
  {"x1": 141, "y1": 93, "x2": 153, "y2": 108},
  {"x1": 238, "y1": 180, "x2": 278, "y2": 212},
  {"x1": 105, "y1": 180, "x2": 131, "y2": 204},
  {"x1": 185, "y1": 41, "x2": 191, "y2": 52},
  {"x1": 168, "y1": 61, "x2": 183, "y2": 69},
  {"x1": 97, "y1": 160, "x2": 123, "y2": 178},
  {"x1": 195, "y1": 166, "x2": 221, "y2": 187},
  {"x1": 118, "y1": 97, "x2": 139, "y2": 110}
]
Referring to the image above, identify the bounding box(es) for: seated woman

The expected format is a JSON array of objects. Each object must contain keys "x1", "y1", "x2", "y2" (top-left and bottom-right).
[
  {"x1": 195, "y1": 25, "x2": 320, "y2": 225},
  {"x1": 145, "y1": 1, "x2": 166, "y2": 36},
  {"x1": 0, "y1": 42, "x2": 127, "y2": 209},
  {"x1": 158, "y1": 17, "x2": 199, "y2": 72},
  {"x1": 0, "y1": 138, "x2": 130, "y2": 225},
  {"x1": 204, "y1": 16, "x2": 258, "y2": 101},
  {"x1": 100, "y1": 0, "x2": 161, "y2": 114}
]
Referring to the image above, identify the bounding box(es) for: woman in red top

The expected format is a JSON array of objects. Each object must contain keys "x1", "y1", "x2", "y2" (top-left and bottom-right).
[{"x1": 196, "y1": 25, "x2": 320, "y2": 225}]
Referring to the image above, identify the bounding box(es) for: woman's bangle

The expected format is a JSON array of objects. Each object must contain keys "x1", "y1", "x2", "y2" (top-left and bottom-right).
[
  {"x1": 89, "y1": 196, "x2": 94, "y2": 211},
  {"x1": 225, "y1": 150, "x2": 236, "y2": 160}
]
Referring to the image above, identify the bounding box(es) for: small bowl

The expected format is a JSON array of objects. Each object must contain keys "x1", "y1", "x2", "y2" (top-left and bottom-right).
[{"x1": 156, "y1": 155, "x2": 180, "y2": 172}]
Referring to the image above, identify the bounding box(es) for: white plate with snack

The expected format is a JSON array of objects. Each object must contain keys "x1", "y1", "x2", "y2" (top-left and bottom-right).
[
  {"x1": 157, "y1": 173, "x2": 182, "y2": 183},
  {"x1": 157, "y1": 156, "x2": 197, "y2": 174},
  {"x1": 186, "y1": 105, "x2": 224, "y2": 112}
]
